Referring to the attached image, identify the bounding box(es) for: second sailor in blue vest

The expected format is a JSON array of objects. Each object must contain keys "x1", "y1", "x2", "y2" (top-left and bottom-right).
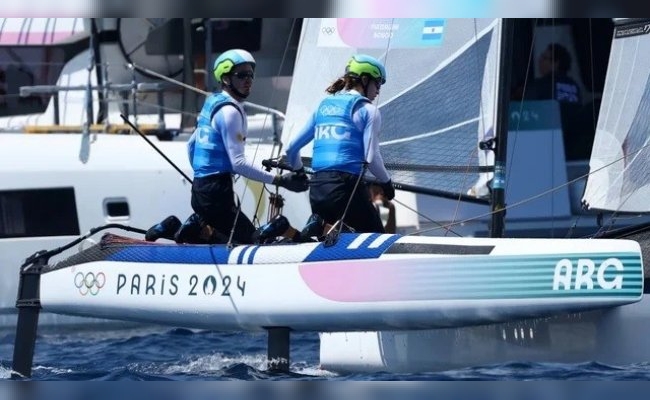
[{"x1": 284, "y1": 54, "x2": 395, "y2": 234}]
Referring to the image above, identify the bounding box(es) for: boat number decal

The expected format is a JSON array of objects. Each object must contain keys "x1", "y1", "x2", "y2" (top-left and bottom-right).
[
  {"x1": 116, "y1": 274, "x2": 246, "y2": 297},
  {"x1": 552, "y1": 258, "x2": 623, "y2": 290}
]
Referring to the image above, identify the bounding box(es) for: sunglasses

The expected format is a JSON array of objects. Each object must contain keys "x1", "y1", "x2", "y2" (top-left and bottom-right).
[{"x1": 232, "y1": 71, "x2": 255, "y2": 80}]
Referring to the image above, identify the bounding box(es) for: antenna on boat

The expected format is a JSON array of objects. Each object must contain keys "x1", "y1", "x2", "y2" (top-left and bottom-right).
[{"x1": 489, "y1": 19, "x2": 515, "y2": 238}]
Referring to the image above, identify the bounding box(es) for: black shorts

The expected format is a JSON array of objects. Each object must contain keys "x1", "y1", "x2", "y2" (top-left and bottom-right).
[
  {"x1": 308, "y1": 170, "x2": 385, "y2": 234},
  {"x1": 190, "y1": 173, "x2": 256, "y2": 244}
]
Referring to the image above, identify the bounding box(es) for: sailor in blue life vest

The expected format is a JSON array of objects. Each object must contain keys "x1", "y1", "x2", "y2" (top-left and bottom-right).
[
  {"x1": 145, "y1": 49, "x2": 308, "y2": 245},
  {"x1": 283, "y1": 54, "x2": 395, "y2": 235}
]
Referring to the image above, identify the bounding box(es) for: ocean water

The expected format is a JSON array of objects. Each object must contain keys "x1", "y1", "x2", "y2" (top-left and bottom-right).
[{"x1": 2, "y1": 325, "x2": 650, "y2": 381}]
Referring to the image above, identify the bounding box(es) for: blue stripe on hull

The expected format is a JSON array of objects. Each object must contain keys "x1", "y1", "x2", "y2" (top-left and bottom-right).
[
  {"x1": 105, "y1": 233, "x2": 401, "y2": 265},
  {"x1": 107, "y1": 244, "x2": 231, "y2": 264},
  {"x1": 304, "y1": 234, "x2": 400, "y2": 262}
]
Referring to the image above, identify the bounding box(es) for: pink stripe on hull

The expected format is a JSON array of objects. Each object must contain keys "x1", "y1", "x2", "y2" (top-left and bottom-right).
[{"x1": 299, "y1": 260, "x2": 400, "y2": 302}]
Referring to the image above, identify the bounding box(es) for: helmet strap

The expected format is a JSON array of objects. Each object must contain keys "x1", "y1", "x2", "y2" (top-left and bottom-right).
[
  {"x1": 231, "y1": 86, "x2": 250, "y2": 100},
  {"x1": 222, "y1": 78, "x2": 250, "y2": 100}
]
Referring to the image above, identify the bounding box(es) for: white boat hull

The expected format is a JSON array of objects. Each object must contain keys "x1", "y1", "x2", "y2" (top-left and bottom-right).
[
  {"x1": 38, "y1": 233, "x2": 643, "y2": 331},
  {"x1": 320, "y1": 295, "x2": 650, "y2": 372}
]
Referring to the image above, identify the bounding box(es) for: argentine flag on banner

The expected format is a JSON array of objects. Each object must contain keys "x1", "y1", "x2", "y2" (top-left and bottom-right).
[{"x1": 422, "y1": 19, "x2": 445, "y2": 42}]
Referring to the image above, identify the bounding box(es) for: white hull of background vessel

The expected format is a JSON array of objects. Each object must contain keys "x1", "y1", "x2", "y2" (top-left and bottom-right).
[{"x1": 320, "y1": 295, "x2": 650, "y2": 372}]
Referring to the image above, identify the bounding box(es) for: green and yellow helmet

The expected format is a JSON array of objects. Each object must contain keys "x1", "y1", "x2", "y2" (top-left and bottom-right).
[
  {"x1": 213, "y1": 49, "x2": 256, "y2": 83},
  {"x1": 345, "y1": 54, "x2": 386, "y2": 84}
]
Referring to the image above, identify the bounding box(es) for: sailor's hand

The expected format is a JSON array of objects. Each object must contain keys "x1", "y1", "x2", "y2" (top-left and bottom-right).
[
  {"x1": 380, "y1": 196, "x2": 394, "y2": 209},
  {"x1": 380, "y1": 180, "x2": 395, "y2": 200},
  {"x1": 295, "y1": 167, "x2": 307, "y2": 179},
  {"x1": 273, "y1": 172, "x2": 309, "y2": 193}
]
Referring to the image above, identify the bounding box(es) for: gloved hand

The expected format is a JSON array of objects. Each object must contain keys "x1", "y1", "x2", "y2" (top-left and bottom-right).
[
  {"x1": 295, "y1": 167, "x2": 307, "y2": 178},
  {"x1": 273, "y1": 172, "x2": 309, "y2": 193},
  {"x1": 380, "y1": 180, "x2": 395, "y2": 200}
]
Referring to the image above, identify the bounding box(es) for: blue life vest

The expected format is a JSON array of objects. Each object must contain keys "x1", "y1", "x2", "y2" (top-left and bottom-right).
[
  {"x1": 189, "y1": 93, "x2": 243, "y2": 178},
  {"x1": 311, "y1": 92, "x2": 369, "y2": 175}
]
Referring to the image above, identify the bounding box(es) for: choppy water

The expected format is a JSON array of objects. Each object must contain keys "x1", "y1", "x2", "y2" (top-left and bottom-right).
[{"x1": 2, "y1": 325, "x2": 650, "y2": 380}]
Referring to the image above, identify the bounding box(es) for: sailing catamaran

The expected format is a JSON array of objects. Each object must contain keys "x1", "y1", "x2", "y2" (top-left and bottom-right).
[
  {"x1": 319, "y1": 17, "x2": 650, "y2": 372},
  {"x1": 10, "y1": 18, "x2": 650, "y2": 376}
]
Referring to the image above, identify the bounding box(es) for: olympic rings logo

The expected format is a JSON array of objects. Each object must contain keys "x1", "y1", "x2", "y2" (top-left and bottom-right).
[
  {"x1": 74, "y1": 272, "x2": 106, "y2": 296},
  {"x1": 319, "y1": 105, "x2": 345, "y2": 116},
  {"x1": 321, "y1": 27, "x2": 336, "y2": 35}
]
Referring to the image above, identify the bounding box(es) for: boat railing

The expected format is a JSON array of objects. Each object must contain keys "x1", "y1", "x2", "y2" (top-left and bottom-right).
[
  {"x1": 20, "y1": 81, "x2": 173, "y2": 131},
  {"x1": 19, "y1": 81, "x2": 285, "y2": 142}
]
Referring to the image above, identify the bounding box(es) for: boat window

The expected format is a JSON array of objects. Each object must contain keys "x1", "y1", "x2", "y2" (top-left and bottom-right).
[
  {"x1": 104, "y1": 198, "x2": 130, "y2": 219},
  {"x1": 0, "y1": 188, "x2": 80, "y2": 238},
  {"x1": 0, "y1": 33, "x2": 90, "y2": 118},
  {"x1": 0, "y1": 46, "x2": 66, "y2": 117}
]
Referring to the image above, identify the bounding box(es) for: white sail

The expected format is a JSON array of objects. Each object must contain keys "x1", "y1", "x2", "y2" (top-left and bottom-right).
[
  {"x1": 283, "y1": 19, "x2": 501, "y2": 195},
  {"x1": 281, "y1": 19, "x2": 502, "y2": 230},
  {"x1": 468, "y1": 20, "x2": 501, "y2": 198},
  {"x1": 583, "y1": 19, "x2": 650, "y2": 212}
]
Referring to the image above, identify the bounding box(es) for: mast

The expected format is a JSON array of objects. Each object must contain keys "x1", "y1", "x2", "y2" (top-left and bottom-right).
[{"x1": 489, "y1": 18, "x2": 514, "y2": 238}]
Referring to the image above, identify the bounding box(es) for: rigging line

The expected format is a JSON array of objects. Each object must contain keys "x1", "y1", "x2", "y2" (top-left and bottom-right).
[
  {"x1": 120, "y1": 114, "x2": 194, "y2": 184},
  {"x1": 446, "y1": 19, "x2": 491, "y2": 237},
  {"x1": 258, "y1": 17, "x2": 298, "y2": 161},
  {"x1": 128, "y1": 62, "x2": 286, "y2": 118},
  {"x1": 248, "y1": 18, "x2": 300, "y2": 226},
  {"x1": 236, "y1": 18, "x2": 298, "y2": 169},
  {"x1": 335, "y1": 18, "x2": 395, "y2": 237},
  {"x1": 506, "y1": 19, "x2": 537, "y2": 197},
  {"x1": 227, "y1": 19, "x2": 298, "y2": 244},
  {"x1": 417, "y1": 136, "x2": 650, "y2": 236},
  {"x1": 591, "y1": 163, "x2": 650, "y2": 238},
  {"x1": 588, "y1": 84, "x2": 646, "y2": 210},
  {"x1": 551, "y1": 19, "x2": 556, "y2": 105},
  {"x1": 588, "y1": 18, "x2": 597, "y2": 133},
  {"x1": 447, "y1": 146, "x2": 482, "y2": 237},
  {"x1": 549, "y1": 19, "x2": 557, "y2": 235},
  {"x1": 338, "y1": 18, "x2": 395, "y2": 238},
  {"x1": 127, "y1": 99, "x2": 198, "y2": 118},
  {"x1": 394, "y1": 198, "x2": 463, "y2": 238}
]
